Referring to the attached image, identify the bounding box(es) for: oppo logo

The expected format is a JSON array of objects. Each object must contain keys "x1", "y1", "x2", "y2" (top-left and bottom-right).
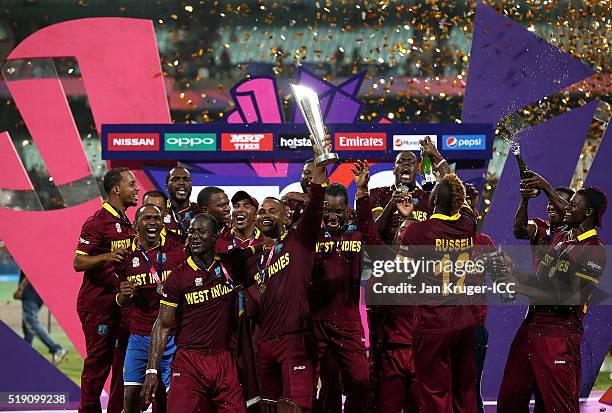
[
  {"x1": 167, "y1": 137, "x2": 214, "y2": 146},
  {"x1": 164, "y1": 133, "x2": 217, "y2": 151}
]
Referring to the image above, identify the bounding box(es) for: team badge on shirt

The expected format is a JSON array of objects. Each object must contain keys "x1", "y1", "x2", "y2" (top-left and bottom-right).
[
  {"x1": 195, "y1": 277, "x2": 203, "y2": 287},
  {"x1": 97, "y1": 324, "x2": 108, "y2": 335},
  {"x1": 132, "y1": 257, "x2": 140, "y2": 268},
  {"x1": 115, "y1": 223, "x2": 122, "y2": 233},
  {"x1": 164, "y1": 214, "x2": 172, "y2": 224}
]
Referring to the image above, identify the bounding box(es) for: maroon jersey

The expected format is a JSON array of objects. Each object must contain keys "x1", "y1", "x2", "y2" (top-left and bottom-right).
[
  {"x1": 528, "y1": 217, "x2": 564, "y2": 270},
  {"x1": 161, "y1": 250, "x2": 254, "y2": 351},
  {"x1": 161, "y1": 226, "x2": 187, "y2": 249},
  {"x1": 216, "y1": 226, "x2": 264, "y2": 254},
  {"x1": 248, "y1": 183, "x2": 325, "y2": 340},
  {"x1": 526, "y1": 228, "x2": 606, "y2": 335},
  {"x1": 163, "y1": 201, "x2": 199, "y2": 241},
  {"x1": 400, "y1": 206, "x2": 478, "y2": 333},
  {"x1": 356, "y1": 195, "x2": 414, "y2": 345},
  {"x1": 369, "y1": 185, "x2": 431, "y2": 244},
  {"x1": 310, "y1": 223, "x2": 362, "y2": 321},
  {"x1": 75, "y1": 202, "x2": 134, "y2": 313},
  {"x1": 115, "y1": 234, "x2": 186, "y2": 335},
  {"x1": 471, "y1": 233, "x2": 496, "y2": 325}
]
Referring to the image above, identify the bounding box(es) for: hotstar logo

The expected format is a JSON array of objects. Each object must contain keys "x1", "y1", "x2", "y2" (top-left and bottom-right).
[{"x1": 278, "y1": 134, "x2": 311, "y2": 150}]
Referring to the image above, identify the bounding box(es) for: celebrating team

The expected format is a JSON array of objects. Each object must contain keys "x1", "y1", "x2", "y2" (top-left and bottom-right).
[{"x1": 74, "y1": 134, "x2": 607, "y2": 412}]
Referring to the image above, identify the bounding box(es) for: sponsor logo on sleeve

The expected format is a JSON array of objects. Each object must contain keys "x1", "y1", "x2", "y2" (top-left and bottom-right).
[
  {"x1": 278, "y1": 134, "x2": 312, "y2": 150},
  {"x1": 441, "y1": 135, "x2": 486, "y2": 151},
  {"x1": 164, "y1": 133, "x2": 217, "y2": 151},
  {"x1": 587, "y1": 261, "x2": 602, "y2": 271},
  {"x1": 221, "y1": 133, "x2": 274, "y2": 151},
  {"x1": 107, "y1": 133, "x2": 160, "y2": 151},
  {"x1": 393, "y1": 135, "x2": 438, "y2": 151},
  {"x1": 334, "y1": 133, "x2": 387, "y2": 150}
]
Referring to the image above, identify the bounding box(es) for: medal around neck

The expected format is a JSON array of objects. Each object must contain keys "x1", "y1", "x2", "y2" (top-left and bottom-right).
[{"x1": 291, "y1": 84, "x2": 339, "y2": 167}]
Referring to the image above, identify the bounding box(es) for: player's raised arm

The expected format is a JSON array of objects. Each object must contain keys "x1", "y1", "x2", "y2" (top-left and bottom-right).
[
  {"x1": 353, "y1": 160, "x2": 384, "y2": 246},
  {"x1": 420, "y1": 135, "x2": 451, "y2": 178},
  {"x1": 295, "y1": 132, "x2": 331, "y2": 245},
  {"x1": 521, "y1": 170, "x2": 569, "y2": 217},
  {"x1": 513, "y1": 181, "x2": 539, "y2": 240}
]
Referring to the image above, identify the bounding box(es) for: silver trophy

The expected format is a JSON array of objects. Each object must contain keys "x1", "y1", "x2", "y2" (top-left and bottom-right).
[{"x1": 291, "y1": 84, "x2": 339, "y2": 166}]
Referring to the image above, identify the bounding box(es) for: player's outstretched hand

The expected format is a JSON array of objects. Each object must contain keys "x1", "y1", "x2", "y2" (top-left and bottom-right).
[
  {"x1": 351, "y1": 160, "x2": 370, "y2": 191},
  {"x1": 309, "y1": 127, "x2": 332, "y2": 157},
  {"x1": 419, "y1": 135, "x2": 442, "y2": 162},
  {"x1": 519, "y1": 187, "x2": 539, "y2": 199},
  {"x1": 105, "y1": 248, "x2": 129, "y2": 263},
  {"x1": 393, "y1": 191, "x2": 414, "y2": 218},
  {"x1": 464, "y1": 183, "x2": 479, "y2": 211},
  {"x1": 140, "y1": 374, "x2": 158, "y2": 410},
  {"x1": 521, "y1": 170, "x2": 549, "y2": 191},
  {"x1": 282, "y1": 192, "x2": 310, "y2": 205}
]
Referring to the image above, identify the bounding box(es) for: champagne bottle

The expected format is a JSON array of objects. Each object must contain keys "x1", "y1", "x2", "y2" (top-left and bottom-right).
[
  {"x1": 513, "y1": 148, "x2": 528, "y2": 180},
  {"x1": 421, "y1": 154, "x2": 436, "y2": 191},
  {"x1": 513, "y1": 144, "x2": 539, "y2": 195}
]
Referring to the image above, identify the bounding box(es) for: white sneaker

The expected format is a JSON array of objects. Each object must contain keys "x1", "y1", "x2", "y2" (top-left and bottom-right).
[{"x1": 52, "y1": 348, "x2": 67, "y2": 365}]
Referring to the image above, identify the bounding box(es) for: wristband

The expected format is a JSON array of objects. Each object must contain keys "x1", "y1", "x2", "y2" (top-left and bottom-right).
[
  {"x1": 115, "y1": 293, "x2": 122, "y2": 307},
  {"x1": 145, "y1": 368, "x2": 158, "y2": 375},
  {"x1": 435, "y1": 158, "x2": 447, "y2": 169}
]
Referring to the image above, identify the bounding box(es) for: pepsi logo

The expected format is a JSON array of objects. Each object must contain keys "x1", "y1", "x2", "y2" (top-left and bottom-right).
[{"x1": 445, "y1": 136, "x2": 457, "y2": 148}]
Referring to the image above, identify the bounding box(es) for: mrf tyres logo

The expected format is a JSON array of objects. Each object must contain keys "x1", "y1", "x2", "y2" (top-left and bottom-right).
[
  {"x1": 221, "y1": 133, "x2": 273, "y2": 151},
  {"x1": 108, "y1": 133, "x2": 160, "y2": 151},
  {"x1": 441, "y1": 135, "x2": 486, "y2": 151},
  {"x1": 278, "y1": 134, "x2": 311, "y2": 150},
  {"x1": 334, "y1": 133, "x2": 387, "y2": 151},
  {"x1": 164, "y1": 133, "x2": 216, "y2": 151}
]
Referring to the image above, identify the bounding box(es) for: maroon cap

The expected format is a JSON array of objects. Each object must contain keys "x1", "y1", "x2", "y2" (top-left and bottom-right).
[{"x1": 231, "y1": 190, "x2": 259, "y2": 209}]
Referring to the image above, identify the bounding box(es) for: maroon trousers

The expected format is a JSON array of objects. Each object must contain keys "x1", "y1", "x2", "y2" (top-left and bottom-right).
[
  {"x1": 413, "y1": 326, "x2": 476, "y2": 413},
  {"x1": 78, "y1": 310, "x2": 128, "y2": 413},
  {"x1": 316, "y1": 351, "x2": 342, "y2": 413},
  {"x1": 257, "y1": 332, "x2": 315, "y2": 409},
  {"x1": 497, "y1": 323, "x2": 581, "y2": 413},
  {"x1": 167, "y1": 348, "x2": 246, "y2": 412},
  {"x1": 376, "y1": 347, "x2": 419, "y2": 413},
  {"x1": 313, "y1": 320, "x2": 370, "y2": 413}
]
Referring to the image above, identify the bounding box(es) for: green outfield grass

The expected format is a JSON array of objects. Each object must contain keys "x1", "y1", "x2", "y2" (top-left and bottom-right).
[
  {"x1": 0, "y1": 281, "x2": 610, "y2": 392},
  {"x1": 0, "y1": 281, "x2": 83, "y2": 385}
]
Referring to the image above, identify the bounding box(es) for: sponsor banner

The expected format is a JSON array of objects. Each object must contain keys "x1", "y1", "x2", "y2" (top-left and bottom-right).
[
  {"x1": 393, "y1": 134, "x2": 438, "y2": 151},
  {"x1": 442, "y1": 134, "x2": 486, "y2": 151},
  {"x1": 107, "y1": 133, "x2": 160, "y2": 151},
  {"x1": 221, "y1": 133, "x2": 274, "y2": 151},
  {"x1": 278, "y1": 134, "x2": 311, "y2": 150},
  {"x1": 334, "y1": 132, "x2": 387, "y2": 151},
  {"x1": 164, "y1": 133, "x2": 217, "y2": 151}
]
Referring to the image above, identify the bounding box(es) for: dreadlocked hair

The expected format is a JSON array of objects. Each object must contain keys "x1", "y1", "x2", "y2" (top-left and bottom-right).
[{"x1": 438, "y1": 173, "x2": 466, "y2": 216}]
